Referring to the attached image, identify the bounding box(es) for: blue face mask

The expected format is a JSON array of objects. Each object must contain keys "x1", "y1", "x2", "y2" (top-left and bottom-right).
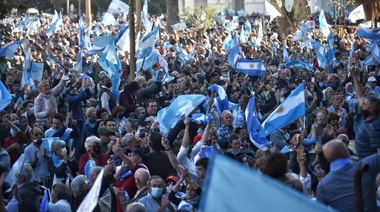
[
  {"x1": 29, "y1": 107, "x2": 34, "y2": 114},
  {"x1": 151, "y1": 187, "x2": 163, "y2": 198}
]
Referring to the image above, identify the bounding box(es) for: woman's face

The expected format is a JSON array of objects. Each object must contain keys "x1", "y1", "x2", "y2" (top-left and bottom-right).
[
  {"x1": 325, "y1": 89, "x2": 333, "y2": 99},
  {"x1": 89, "y1": 108, "x2": 96, "y2": 118},
  {"x1": 317, "y1": 112, "x2": 327, "y2": 125},
  {"x1": 90, "y1": 170, "x2": 99, "y2": 184},
  {"x1": 231, "y1": 139, "x2": 241, "y2": 150},
  {"x1": 186, "y1": 184, "x2": 197, "y2": 200},
  {"x1": 51, "y1": 188, "x2": 58, "y2": 203}
]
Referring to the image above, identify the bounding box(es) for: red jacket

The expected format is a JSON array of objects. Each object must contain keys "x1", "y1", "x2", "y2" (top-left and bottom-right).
[{"x1": 78, "y1": 151, "x2": 109, "y2": 174}]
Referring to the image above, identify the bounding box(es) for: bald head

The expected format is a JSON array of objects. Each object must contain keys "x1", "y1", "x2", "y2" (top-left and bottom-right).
[
  {"x1": 323, "y1": 139, "x2": 351, "y2": 162},
  {"x1": 337, "y1": 134, "x2": 349, "y2": 145},
  {"x1": 134, "y1": 168, "x2": 150, "y2": 186}
]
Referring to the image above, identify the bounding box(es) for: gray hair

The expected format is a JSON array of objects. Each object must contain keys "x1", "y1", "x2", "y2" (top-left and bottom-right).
[
  {"x1": 71, "y1": 175, "x2": 87, "y2": 197},
  {"x1": 84, "y1": 136, "x2": 100, "y2": 151},
  {"x1": 121, "y1": 133, "x2": 137, "y2": 147},
  {"x1": 51, "y1": 140, "x2": 66, "y2": 154},
  {"x1": 126, "y1": 202, "x2": 146, "y2": 212},
  {"x1": 91, "y1": 166, "x2": 103, "y2": 175},
  {"x1": 20, "y1": 164, "x2": 34, "y2": 182}
]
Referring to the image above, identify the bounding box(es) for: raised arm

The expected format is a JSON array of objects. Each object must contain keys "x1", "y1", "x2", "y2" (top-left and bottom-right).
[
  {"x1": 162, "y1": 137, "x2": 185, "y2": 175},
  {"x1": 350, "y1": 68, "x2": 365, "y2": 105}
]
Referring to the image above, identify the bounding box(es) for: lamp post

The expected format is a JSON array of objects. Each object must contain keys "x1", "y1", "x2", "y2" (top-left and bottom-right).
[
  {"x1": 67, "y1": 0, "x2": 70, "y2": 16},
  {"x1": 128, "y1": 0, "x2": 136, "y2": 80},
  {"x1": 85, "y1": 0, "x2": 91, "y2": 25}
]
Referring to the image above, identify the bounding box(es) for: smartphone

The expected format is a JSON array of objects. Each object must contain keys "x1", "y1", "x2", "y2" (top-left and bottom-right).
[
  {"x1": 139, "y1": 128, "x2": 146, "y2": 138},
  {"x1": 311, "y1": 77, "x2": 315, "y2": 83}
]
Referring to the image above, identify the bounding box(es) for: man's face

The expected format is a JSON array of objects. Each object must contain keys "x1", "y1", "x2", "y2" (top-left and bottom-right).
[
  {"x1": 149, "y1": 178, "x2": 164, "y2": 190},
  {"x1": 6, "y1": 75, "x2": 14, "y2": 85},
  {"x1": 196, "y1": 165, "x2": 206, "y2": 180},
  {"x1": 9, "y1": 114, "x2": 17, "y2": 123},
  {"x1": 106, "y1": 121, "x2": 118, "y2": 132},
  {"x1": 369, "y1": 81, "x2": 377, "y2": 89},
  {"x1": 52, "y1": 118, "x2": 63, "y2": 130},
  {"x1": 147, "y1": 102, "x2": 157, "y2": 116},
  {"x1": 32, "y1": 127, "x2": 43, "y2": 141},
  {"x1": 222, "y1": 112, "x2": 233, "y2": 126},
  {"x1": 13, "y1": 84, "x2": 20, "y2": 93}
]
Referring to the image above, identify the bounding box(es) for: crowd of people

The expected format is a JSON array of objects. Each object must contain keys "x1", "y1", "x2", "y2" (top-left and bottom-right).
[{"x1": 0, "y1": 7, "x2": 380, "y2": 212}]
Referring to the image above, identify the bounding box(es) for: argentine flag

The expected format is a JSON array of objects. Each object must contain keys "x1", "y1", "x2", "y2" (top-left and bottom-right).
[
  {"x1": 5, "y1": 154, "x2": 26, "y2": 192},
  {"x1": 107, "y1": 0, "x2": 129, "y2": 13},
  {"x1": 0, "y1": 40, "x2": 22, "y2": 59},
  {"x1": 208, "y1": 84, "x2": 229, "y2": 115},
  {"x1": 135, "y1": 25, "x2": 159, "y2": 59},
  {"x1": 259, "y1": 83, "x2": 305, "y2": 138},
  {"x1": 236, "y1": 59, "x2": 266, "y2": 77},
  {"x1": 0, "y1": 80, "x2": 12, "y2": 111}
]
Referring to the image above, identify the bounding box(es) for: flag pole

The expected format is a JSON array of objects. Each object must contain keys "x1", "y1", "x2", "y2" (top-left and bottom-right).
[{"x1": 128, "y1": 0, "x2": 136, "y2": 80}]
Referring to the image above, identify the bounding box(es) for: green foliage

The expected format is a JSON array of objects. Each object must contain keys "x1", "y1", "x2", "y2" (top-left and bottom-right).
[
  {"x1": 181, "y1": 4, "x2": 227, "y2": 29},
  {"x1": 148, "y1": 0, "x2": 166, "y2": 15}
]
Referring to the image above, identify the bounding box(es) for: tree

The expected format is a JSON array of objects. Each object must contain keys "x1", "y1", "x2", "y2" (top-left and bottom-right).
[
  {"x1": 166, "y1": 0, "x2": 179, "y2": 32},
  {"x1": 271, "y1": 0, "x2": 310, "y2": 35},
  {"x1": 357, "y1": 0, "x2": 380, "y2": 26}
]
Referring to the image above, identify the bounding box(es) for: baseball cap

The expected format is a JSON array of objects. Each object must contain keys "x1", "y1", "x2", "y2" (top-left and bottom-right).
[{"x1": 368, "y1": 76, "x2": 377, "y2": 82}]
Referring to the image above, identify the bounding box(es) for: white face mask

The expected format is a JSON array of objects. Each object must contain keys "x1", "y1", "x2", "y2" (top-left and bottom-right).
[{"x1": 61, "y1": 147, "x2": 67, "y2": 156}]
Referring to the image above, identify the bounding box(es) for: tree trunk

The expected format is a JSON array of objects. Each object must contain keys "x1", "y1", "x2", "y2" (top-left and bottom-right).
[
  {"x1": 272, "y1": 0, "x2": 310, "y2": 35},
  {"x1": 166, "y1": 0, "x2": 179, "y2": 32}
]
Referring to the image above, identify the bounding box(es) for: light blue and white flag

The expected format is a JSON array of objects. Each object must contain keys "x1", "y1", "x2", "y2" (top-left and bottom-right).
[
  {"x1": 136, "y1": 50, "x2": 159, "y2": 73},
  {"x1": 239, "y1": 26, "x2": 246, "y2": 43},
  {"x1": 135, "y1": 25, "x2": 159, "y2": 59},
  {"x1": 283, "y1": 44, "x2": 289, "y2": 62},
  {"x1": 78, "y1": 14, "x2": 85, "y2": 47},
  {"x1": 245, "y1": 19, "x2": 252, "y2": 36},
  {"x1": 256, "y1": 19, "x2": 263, "y2": 46},
  {"x1": 299, "y1": 22, "x2": 311, "y2": 41},
  {"x1": 284, "y1": 60, "x2": 313, "y2": 71},
  {"x1": 208, "y1": 84, "x2": 229, "y2": 115},
  {"x1": 85, "y1": 35, "x2": 114, "y2": 56},
  {"x1": 355, "y1": 28, "x2": 380, "y2": 40},
  {"x1": 46, "y1": 12, "x2": 63, "y2": 37},
  {"x1": 236, "y1": 59, "x2": 266, "y2": 77},
  {"x1": 228, "y1": 34, "x2": 240, "y2": 66},
  {"x1": 264, "y1": 0, "x2": 282, "y2": 21},
  {"x1": 189, "y1": 113, "x2": 213, "y2": 125},
  {"x1": 245, "y1": 94, "x2": 271, "y2": 150},
  {"x1": 199, "y1": 154, "x2": 331, "y2": 212},
  {"x1": 20, "y1": 39, "x2": 36, "y2": 89},
  {"x1": 319, "y1": 10, "x2": 330, "y2": 37},
  {"x1": 39, "y1": 188, "x2": 50, "y2": 212},
  {"x1": 141, "y1": 0, "x2": 152, "y2": 31},
  {"x1": 171, "y1": 22, "x2": 187, "y2": 31},
  {"x1": 316, "y1": 42, "x2": 327, "y2": 68},
  {"x1": 26, "y1": 18, "x2": 41, "y2": 35},
  {"x1": 0, "y1": 40, "x2": 22, "y2": 59},
  {"x1": 31, "y1": 62, "x2": 44, "y2": 81},
  {"x1": 107, "y1": 0, "x2": 129, "y2": 13},
  {"x1": 75, "y1": 47, "x2": 84, "y2": 72},
  {"x1": 158, "y1": 95, "x2": 207, "y2": 135},
  {"x1": 116, "y1": 25, "x2": 130, "y2": 51},
  {"x1": 157, "y1": 54, "x2": 174, "y2": 84},
  {"x1": 222, "y1": 33, "x2": 232, "y2": 51},
  {"x1": 0, "y1": 80, "x2": 12, "y2": 111},
  {"x1": 259, "y1": 83, "x2": 305, "y2": 138},
  {"x1": 348, "y1": 4, "x2": 365, "y2": 23},
  {"x1": 5, "y1": 154, "x2": 26, "y2": 192},
  {"x1": 102, "y1": 13, "x2": 117, "y2": 26}
]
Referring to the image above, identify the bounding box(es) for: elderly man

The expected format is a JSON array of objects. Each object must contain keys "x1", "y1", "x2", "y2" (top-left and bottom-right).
[
  {"x1": 139, "y1": 175, "x2": 176, "y2": 212},
  {"x1": 317, "y1": 139, "x2": 380, "y2": 211},
  {"x1": 217, "y1": 110, "x2": 234, "y2": 149}
]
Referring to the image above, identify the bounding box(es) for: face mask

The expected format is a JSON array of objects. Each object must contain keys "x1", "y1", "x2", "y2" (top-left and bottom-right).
[
  {"x1": 362, "y1": 109, "x2": 370, "y2": 118},
  {"x1": 61, "y1": 147, "x2": 67, "y2": 156},
  {"x1": 20, "y1": 123, "x2": 28, "y2": 132},
  {"x1": 34, "y1": 139, "x2": 43, "y2": 145},
  {"x1": 10, "y1": 128, "x2": 16, "y2": 137},
  {"x1": 299, "y1": 127, "x2": 303, "y2": 132},
  {"x1": 13, "y1": 120, "x2": 19, "y2": 125},
  {"x1": 151, "y1": 187, "x2": 163, "y2": 198},
  {"x1": 29, "y1": 107, "x2": 35, "y2": 114},
  {"x1": 118, "y1": 113, "x2": 124, "y2": 120},
  {"x1": 106, "y1": 82, "x2": 112, "y2": 88},
  {"x1": 93, "y1": 145, "x2": 101, "y2": 154}
]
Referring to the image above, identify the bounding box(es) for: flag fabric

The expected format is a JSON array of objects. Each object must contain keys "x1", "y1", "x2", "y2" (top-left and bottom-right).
[
  {"x1": 78, "y1": 14, "x2": 85, "y2": 47},
  {"x1": 171, "y1": 22, "x2": 187, "y2": 31},
  {"x1": 355, "y1": 28, "x2": 380, "y2": 40},
  {"x1": 228, "y1": 34, "x2": 240, "y2": 66},
  {"x1": 116, "y1": 25, "x2": 130, "y2": 51},
  {"x1": 77, "y1": 169, "x2": 104, "y2": 211},
  {"x1": 30, "y1": 62, "x2": 44, "y2": 81},
  {"x1": 102, "y1": 13, "x2": 117, "y2": 26},
  {"x1": 157, "y1": 54, "x2": 174, "y2": 84},
  {"x1": 141, "y1": 0, "x2": 152, "y2": 31},
  {"x1": 245, "y1": 19, "x2": 252, "y2": 36},
  {"x1": 46, "y1": 12, "x2": 63, "y2": 37},
  {"x1": 39, "y1": 188, "x2": 50, "y2": 212},
  {"x1": 20, "y1": 39, "x2": 36, "y2": 89},
  {"x1": 84, "y1": 29, "x2": 92, "y2": 50},
  {"x1": 316, "y1": 42, "x2": 327, "y2": 68},
  {"x1": 256, "y1": 19, "x2": 263, "y2": 46},
  {"x1": 85, "y1": 35, "x2": 114, "y2": 56},
  {"x1": 348, "y1": 4, "x2": 365, "y2": 23},
  {"x1": 199, "y1": 154, "x2": 331, "y2": 212},
  {"x1": 135, "y1": 25, "x2": 159, "y2": 59},
  {"x1": 189, "y1": 113, "x2": 213, "y2": 125},
  {"x1": 0, "y1": 40, "x2": 22, "y2": 59},
  {"x1": 239, "y1": 26, "x2": 246, "y2": 43},
  {"x1": 222, "y1": 33, "x2": 232, "y2": 51},
  {"x1": 319, "y1": 10, "x2": 330, "y2": 37},
  {"x1": 26, "y1": 18, "x2": 41, "y2": 35},
  {"x1": 136, "y1": 50, "x2": 159, "y2": 72},
  {"x1": 245, "y1": 94, "x2": 271, "y2": 150},
  {"x1": 259, "y1": 83, "x2": 306, "y2": 138},
  {"x1": 283, "y1": 45, "x2": 289, "y2": 62},
  {"x1": 107, "y1": 0, "x2": 129, "y2": 13},
  {"x1": 284, "y1": 60, "x2": 313, "y2": 71},
  {"x1": 208, "y1": 84, "x2": 229, "y2": 115},
  {"x1": 158, "y1": 95, "x2": 207, "y2": 135},
  {"x1": 5, "y1": 154, "x2": 26, "y2": 192},
  {"x1": 97, "y1": 37, "x2": 122, "y2": 100},
  {"x1": 299, "y1": 22, "x2": 311, "y2": 41},
  {"x1": 75, "y1": 47, "x2": 84, "y2": 72},
  {"x1": 264, "y1": 0, "x2": 282, "y2": 22},
  {"x1": 236, "y1": 59, "x2": 266, "y2": 77},
  {"x1": 0, "y1": 80, "x2": 12, "y2": 111},
  {"x1": 46, "y1": 54, "x2": 63, "y2": 67}
]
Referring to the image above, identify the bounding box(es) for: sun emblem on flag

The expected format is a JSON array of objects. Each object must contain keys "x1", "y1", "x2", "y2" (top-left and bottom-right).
[
  {"x1": 117, "y1": 7, "x2": 122, "y2": 11},
  {"x1": 111, "y1": 58, "x2": 116, "y2": 63},
  {"x1": 249, "y1": 64, "x2": 255, "y2": 68},
  {"x1": 277, "y1": 107, "x2": 283, "y2": 113}
]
